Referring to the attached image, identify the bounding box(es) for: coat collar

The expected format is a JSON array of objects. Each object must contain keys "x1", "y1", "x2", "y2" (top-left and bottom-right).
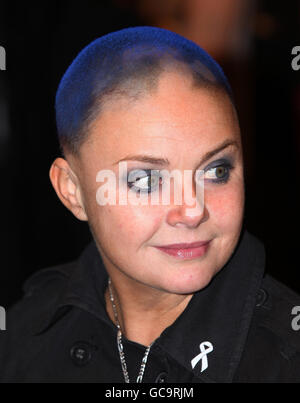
[
  {"x1": 33, "y1": 227, "x2": 266, "y2": 383},
  {"x1": 157, "y1": 228, "x2": 266, "y2": 382}
]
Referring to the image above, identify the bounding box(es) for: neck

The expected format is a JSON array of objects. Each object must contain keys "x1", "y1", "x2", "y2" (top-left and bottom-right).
[{"x1": 105, "y1": 274, "x2": 193, "y2": 347}]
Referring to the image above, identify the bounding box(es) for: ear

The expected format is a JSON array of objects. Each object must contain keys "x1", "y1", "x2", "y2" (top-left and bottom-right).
[{"x1": 49, "y1": 157, "x2": 88, "y2": 222}]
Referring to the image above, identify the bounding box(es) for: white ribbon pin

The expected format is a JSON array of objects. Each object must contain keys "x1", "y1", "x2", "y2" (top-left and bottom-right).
[{"x1": 191, "y1": 341, "x2": 214, "y2": 372}]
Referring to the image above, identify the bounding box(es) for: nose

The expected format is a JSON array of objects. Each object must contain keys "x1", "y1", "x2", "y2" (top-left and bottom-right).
[{"x1": 166, "y1": 171, "x2": 208, "y2": 228}]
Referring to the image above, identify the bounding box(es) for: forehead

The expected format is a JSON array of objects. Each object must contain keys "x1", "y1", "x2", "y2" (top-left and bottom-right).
[{"x1": 80, "y1": 71, "x2": 240, "y2": 166}]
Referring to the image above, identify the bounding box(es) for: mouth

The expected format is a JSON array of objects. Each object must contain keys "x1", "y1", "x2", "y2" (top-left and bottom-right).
[{"x1": 154, "y1": 240, "x2": 211, "y2": 260}]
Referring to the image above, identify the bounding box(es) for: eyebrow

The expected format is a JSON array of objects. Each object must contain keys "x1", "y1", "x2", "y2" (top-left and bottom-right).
[{"x1": 113, "y1": 139, "x2": 239, "y2": 167}]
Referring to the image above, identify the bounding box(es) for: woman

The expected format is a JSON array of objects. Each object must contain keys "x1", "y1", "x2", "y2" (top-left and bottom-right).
[{"x1": 0, "y1": 26, "x2": 299, "y2": 383}]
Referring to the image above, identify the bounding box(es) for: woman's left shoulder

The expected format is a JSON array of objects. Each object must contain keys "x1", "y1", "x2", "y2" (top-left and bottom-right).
[
  {"x1": 256, "y1": 274, "x2": 300, "y2": 350},
  {"x1": 235, "y1": 274, "x2": 300, "y2": 382}
]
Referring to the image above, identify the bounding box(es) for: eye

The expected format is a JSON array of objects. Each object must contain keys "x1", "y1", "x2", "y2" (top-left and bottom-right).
[
  {"x1": 127, "y1": 169, "x2": 162, "y2": 194},
  {"x1": 204, "y1": 161, "x2": 234, "y2": 184}
]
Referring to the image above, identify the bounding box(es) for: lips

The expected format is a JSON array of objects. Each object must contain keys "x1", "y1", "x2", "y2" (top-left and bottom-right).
[
  {"x1": 154, "y1": 240, "x2": 211, "y2": 260},
  {"x1": 158, "y1": 241, "x2": 210, "y2": 249}
]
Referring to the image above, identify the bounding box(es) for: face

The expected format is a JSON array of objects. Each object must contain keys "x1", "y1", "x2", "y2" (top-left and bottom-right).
[{"x1": 54, "y1": 70, "x2": 245, "y2": 295}]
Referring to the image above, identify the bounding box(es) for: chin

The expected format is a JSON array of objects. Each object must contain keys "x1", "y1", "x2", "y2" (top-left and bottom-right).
[{"x1": 159, "y1": 268, "x2": 217, "y2": 295}]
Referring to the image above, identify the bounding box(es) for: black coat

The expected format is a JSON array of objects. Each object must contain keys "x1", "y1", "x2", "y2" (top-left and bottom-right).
[{"x1": 0, "y1": 229, "x2": 300, "y2": 383}]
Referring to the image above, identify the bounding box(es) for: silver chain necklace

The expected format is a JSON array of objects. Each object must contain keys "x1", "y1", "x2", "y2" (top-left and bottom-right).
[{"x1": 108, "y1": 277, "x2": 154, "y2": 383}]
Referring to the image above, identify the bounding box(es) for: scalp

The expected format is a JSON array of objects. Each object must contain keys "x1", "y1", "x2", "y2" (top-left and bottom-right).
[{"x1": 55, "y1": 26, "x2": 234, "y2": 157}]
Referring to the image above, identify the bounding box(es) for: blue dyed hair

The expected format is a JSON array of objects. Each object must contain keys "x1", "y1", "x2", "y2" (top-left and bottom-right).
[{"x1": 55, "y1": 26, "x2": 234, "y2": 156}]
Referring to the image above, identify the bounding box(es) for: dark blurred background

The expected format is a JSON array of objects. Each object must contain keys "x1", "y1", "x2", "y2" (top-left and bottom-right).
[{"x1": 0, "y1": 0, "x2": 299, "y2": 308}]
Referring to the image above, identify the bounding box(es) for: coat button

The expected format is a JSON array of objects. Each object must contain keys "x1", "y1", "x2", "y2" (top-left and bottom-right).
[
  {"x1": 155, "y1": 372, "x2": 167, "y2": 383},
  {"x1": 256, "y1": 288, "x2": 268, "y2": 307},
  {"x1": 70, "y1": 342, "x2": 94, "y2": 367}
]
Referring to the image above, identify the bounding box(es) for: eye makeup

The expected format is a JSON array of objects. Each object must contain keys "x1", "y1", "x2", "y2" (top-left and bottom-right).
[
  {"x1": 203, "y1": 156, "x2": 235, "y2": 185},
  {"x1": 124, "y1": 154, "x2": 236, "y2": 194},
  {"x1": 127, "y1": 169, "x2": 162, "y2": 194}
]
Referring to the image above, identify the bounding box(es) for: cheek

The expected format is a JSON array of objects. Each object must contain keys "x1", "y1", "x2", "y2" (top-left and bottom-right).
[
  {"x1": 206, "y1": 182, "x2": 245, "y2": 231},
  {"x1": 94, "y1": 204, "x2": 163, "y2": 248}
]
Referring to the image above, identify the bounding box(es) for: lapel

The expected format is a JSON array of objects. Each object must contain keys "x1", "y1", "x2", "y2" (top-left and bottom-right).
[
  {"x1": 32, "y1": 228, "x2": 265, "y2": 383},
  {"x1": 157, "y1": 229, "x2": 266, "y2": 382}
]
